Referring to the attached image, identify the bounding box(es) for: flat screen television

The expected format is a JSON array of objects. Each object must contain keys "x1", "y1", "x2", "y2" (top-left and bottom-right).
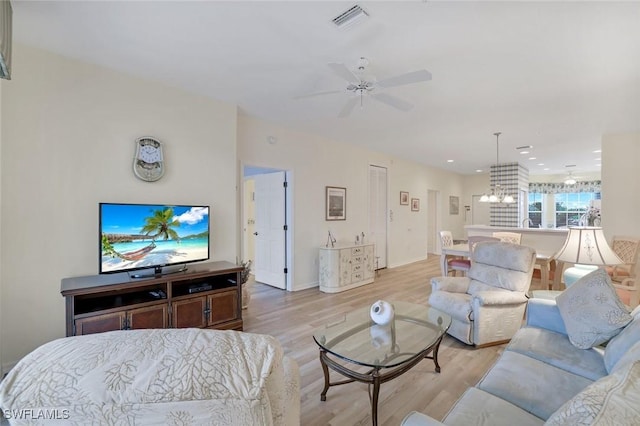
[{"x1": 99, "y1": 203, "x2": 210, "y2": 276}]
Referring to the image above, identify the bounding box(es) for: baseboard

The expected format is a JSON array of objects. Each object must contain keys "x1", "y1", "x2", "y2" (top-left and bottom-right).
[
  {"x1": 388, "y1": 255, "x2": 428, "y2": 269},
  {"x1": 291, "y1": 281, "x2": 318, "y2": 291}
]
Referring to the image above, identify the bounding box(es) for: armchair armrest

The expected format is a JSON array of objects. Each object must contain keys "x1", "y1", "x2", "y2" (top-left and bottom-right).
[
  {"x1": 612, "y1": 277, "x2": 639, "y2": 308},
  {"x1": 471, "y1": 290, "x2": 528, "y2": 306},
  {"x1": 401, "y1": 412, "x2": 446, "y2": 426},
  {"x1": 525, "y1": 298, "x2": 568, "y2": 335},
  {"x1": 431, "y1": 276, "x2": 471, "y2": 293}
]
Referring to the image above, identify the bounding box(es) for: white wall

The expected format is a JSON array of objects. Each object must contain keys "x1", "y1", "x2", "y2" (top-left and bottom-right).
[
  {"x1": 601, "y1": 133, "x2": 640, "y2": 239},
  {"x1": 0, "y1": 45, "x2": 238, "y2": 369},
  {"x1": 237, "y1": 114, "x2": 469, "y2": 289}
]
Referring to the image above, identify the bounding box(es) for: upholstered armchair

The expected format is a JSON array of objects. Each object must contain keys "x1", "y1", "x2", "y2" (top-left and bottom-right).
[{"x1": 428, "y1": 241, "x2": 536, "y2": 347}]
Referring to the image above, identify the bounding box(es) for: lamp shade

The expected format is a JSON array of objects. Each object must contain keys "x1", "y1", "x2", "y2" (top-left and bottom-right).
[{"x1": 554, "y1": 227, "x2": 622, "y2": 265}]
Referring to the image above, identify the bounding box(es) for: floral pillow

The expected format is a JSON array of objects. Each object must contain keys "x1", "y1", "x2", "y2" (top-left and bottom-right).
[
  {"x1": 556, "y1": 268, "x2": 631, "y2": 349},
  {"x1": 545, "y1": 361, "x2": 640, "y2": 425}
]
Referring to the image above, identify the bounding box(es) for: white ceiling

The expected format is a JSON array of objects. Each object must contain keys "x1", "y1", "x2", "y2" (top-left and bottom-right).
[{"x1": 11, "y1": 1, "x2": 640, "y2": 177}]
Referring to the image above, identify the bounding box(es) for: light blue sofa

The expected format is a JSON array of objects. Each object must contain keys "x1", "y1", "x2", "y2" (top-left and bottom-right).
[{"x1": 402, "y1": 298, "x2": 640, "y2": 426}]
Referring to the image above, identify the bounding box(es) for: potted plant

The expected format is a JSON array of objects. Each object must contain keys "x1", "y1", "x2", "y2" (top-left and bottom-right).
[{"x1": 239, "y1": 260, "x2": 252, "y2": 309}]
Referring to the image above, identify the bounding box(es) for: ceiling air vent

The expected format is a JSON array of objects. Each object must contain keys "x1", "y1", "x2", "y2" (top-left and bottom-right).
[{"x1": 332, "y1": 5, "x2": 369, "y2": 29}]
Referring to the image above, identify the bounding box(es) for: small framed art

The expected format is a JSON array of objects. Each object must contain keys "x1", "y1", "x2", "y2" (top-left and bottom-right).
[
  {"x1": 449, "y1": 196, "x2": 459, "y2": 215},
  {"x1": 400, "y1": 191, "x2": 409, "y2": 205},
  {"x1": 411, "y1": 198, "x2": 420, "y2": 212},
  {"x1": 326, "y1": 186, "x2": 346, "y2": 221}
]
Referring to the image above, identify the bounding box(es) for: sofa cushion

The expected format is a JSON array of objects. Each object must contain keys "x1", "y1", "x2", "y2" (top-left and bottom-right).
[
  {"x1": 0, "y1": 329, "x2": 286, "y2": 425},
  {"x1": 556, "y1": 269, "x2": 631, "y2": 349},
  {"x1": 508, "y1": 327, "x2": 607, "y2": 381},
  {"x1": 443, "y1": 387, "x2": 544, "y2": 426},
  {"x1": 545, "y1": 361, "x2": 640, "y2": 425},
  {"x1": 604, "y1": 315, "x2": 640, "y2": 373},
  {"x1": 610, "y1": 340, "x2": 640, "y2": 375},
  {"x1": 477, "y1": 351, "x2": 593, "y2": 420}
]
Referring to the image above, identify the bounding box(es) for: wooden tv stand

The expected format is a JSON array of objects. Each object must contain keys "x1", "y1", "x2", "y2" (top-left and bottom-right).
[{"x1": 61, "y1": 261, "x2": 243, "y2": 337}]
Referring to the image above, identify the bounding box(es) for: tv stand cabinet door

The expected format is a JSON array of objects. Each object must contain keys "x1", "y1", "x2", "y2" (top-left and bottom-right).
[
  {"x1": 75, "y1": 311, "x2": 126, "y2": 336},
  {"x1": 128, "y1": 304, "x2": 168, "y2": 329},
  {"x1": 172, "y1": 297, "x2": 208, "y2": 329},
  {"x1": 207, "y1": 290, "x2": 239, "y2": 326}
]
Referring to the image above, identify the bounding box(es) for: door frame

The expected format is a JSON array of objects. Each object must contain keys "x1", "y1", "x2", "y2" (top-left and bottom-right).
[
  {"x1": 240, "y1": 164, "x2": 293, "y2": 291},
  {"x1": 368, "y1": 164, "x2": 388, "y2": 270},
  {"x1": 427, "y1": 189, "x2": 440, "y2": 255}
]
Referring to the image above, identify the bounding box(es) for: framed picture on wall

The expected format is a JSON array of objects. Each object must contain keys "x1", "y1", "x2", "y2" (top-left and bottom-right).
[
  {"x1": 449, "y1": 196, "x2": 460, "y2": 215},
  {"x1": 411, "y1": 198, "x2": 420, "y2": 212},
  {"x1": 326, "y1": 186, "x2": 346, "y2": 221},
  {"x1": 400, "y1": 191, "x2": 409, "y2": 205}
]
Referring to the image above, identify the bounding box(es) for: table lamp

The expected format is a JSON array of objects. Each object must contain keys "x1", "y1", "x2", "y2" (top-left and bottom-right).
[{"x1": 554, "y1": 227, "x2": 622, "y2": 287}]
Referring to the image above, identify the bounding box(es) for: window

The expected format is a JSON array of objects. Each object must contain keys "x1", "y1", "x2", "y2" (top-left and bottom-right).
[
  {"x1": 527, "y1": 193, "x2": 543, "y2": 227},
  {"x1": 526, "y1": 191, "x2": 600, "y2": 228},
  {"x1": 555, "y1": 192, "x2": 599, "y2": 227}
]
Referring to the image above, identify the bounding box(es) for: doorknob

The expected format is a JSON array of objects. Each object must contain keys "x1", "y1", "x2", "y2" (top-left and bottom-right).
[{"x1": 254, "y1": 232, "x2": 259, "y2": 236}]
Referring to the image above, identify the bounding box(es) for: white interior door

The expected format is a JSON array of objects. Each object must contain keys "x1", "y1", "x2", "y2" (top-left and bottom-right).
[
  {"x1": 369, "y1": 165, "x2": 388, "y2": 269},
  {"x1": 254, "y1": 171, "x2": 286, "y2": 289}
]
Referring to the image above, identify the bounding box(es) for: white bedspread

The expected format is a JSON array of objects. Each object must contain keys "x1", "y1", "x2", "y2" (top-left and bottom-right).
[{"x1": 0, "y1": 328, "x2": 296, "y2": 425}]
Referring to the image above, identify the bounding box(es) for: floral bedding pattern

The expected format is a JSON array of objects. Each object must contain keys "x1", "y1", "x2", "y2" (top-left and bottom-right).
[{"x1": 0, "y1": 328, "x2": 294, "y2": 425}]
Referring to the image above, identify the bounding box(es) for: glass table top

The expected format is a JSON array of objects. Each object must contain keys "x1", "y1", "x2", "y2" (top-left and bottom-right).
[{"x1": 313, "y1": 301, "x2": 451, "y2": 369}]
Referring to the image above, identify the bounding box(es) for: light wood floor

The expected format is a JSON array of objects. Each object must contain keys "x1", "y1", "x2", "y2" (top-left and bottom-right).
[{"x1": 243, "y1": 255, "x2": 549, "y2": 426}]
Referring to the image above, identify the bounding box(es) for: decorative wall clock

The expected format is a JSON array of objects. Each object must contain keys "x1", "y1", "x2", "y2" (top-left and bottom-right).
[{"x1": 133, "y1": 136, "x2": 165, "y2": 182}]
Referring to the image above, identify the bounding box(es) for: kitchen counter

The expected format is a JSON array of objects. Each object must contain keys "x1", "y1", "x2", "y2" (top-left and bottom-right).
[{"x1": 465, "y1": 225, "x2": 568, "y2": 253}]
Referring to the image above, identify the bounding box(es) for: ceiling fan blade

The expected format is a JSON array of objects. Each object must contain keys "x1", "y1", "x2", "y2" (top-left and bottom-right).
[
  {"x1": 370, "y1": 93, "x2": 413, "y2": 111},
  {"x1": 338, "y1": 97, "x2": 359, "y2": 118},
  {"x1": 328, "y1": 63, "x2": 360, "y2": 83},
  {"x1": 376, "y1": 69, "x2": 432, "y2": 89},
  {"x1": 293, "y1": 90, "x2": 343, "y2": 100}
]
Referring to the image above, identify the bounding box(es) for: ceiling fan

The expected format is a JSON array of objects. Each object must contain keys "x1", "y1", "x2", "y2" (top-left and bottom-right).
[{"x1": 294, "y1": 57, "x2": 432, "y2": 117}]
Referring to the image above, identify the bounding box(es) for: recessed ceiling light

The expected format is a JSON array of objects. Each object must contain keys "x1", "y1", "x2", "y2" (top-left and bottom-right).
[
  {"x1": 476, "y1": 169, "x2": 483, "y2": 173},
  {"x1": 447, "y1": 159, "x2": 454, "y2": 163},
  {"x1": 528, "y1": 157, "x2": 536, "y2": 160},
  {"x1": 544, "y1": 168, "x2": 550, "y2": 171},
  {"x1": 593, "y1": 149, "x2": 602, "y2": 153},
  {"x1": 537, "y1": 163, "x2": 545, "y2": 166},
  {"x1": 594, "y1": 157, "x2": 601, "y2": 161},
  {"x1": 520, "y1": 151, "x2": 530, "y2": 155},
  {"x1": 596, "y1": 163, "x2": 602, "y2": 167}
]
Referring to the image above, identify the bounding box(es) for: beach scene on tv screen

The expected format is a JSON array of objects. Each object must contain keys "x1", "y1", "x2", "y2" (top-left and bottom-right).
[{"x1": 101, "y1": 204, "x2": 209, "y2": 273}]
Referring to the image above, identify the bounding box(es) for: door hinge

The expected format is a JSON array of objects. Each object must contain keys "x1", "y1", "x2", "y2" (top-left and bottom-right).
[
  {"x1": 284, "y1": 225, "x2": 288, "y2": 231},
  {"x1": 284, "y1": 268, "x2": 288, "y2": 274},
  {"x1": 283, "y1": 181, "x2": 288, "y2": 188},
  {"x1": 73, "y1": 323, "x2": 77, "y2": 336}
]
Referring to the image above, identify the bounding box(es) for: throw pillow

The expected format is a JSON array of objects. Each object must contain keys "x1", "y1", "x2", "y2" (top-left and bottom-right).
[
  {"x1": 545, "y1": 361, "x2": 640, "y2": 425},
  {"x1": 556, "y1": 268, "x2": 631, "y2": 349}
]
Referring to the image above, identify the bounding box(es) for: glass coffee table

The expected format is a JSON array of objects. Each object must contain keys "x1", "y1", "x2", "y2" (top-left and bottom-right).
[{"x1": 312, "y1": 301, "x2": 451, "y2": 426}]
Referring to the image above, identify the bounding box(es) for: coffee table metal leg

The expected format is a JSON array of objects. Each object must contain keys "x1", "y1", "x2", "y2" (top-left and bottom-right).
[
  {"x1": 371, "y1": 371, "x2": 381, "y2": 426},
  {"x1": 319, "y1": 349, "x2": 330, "y2": 401},
  {"x1": 433, "y1": 337, "x2": 442, "y2": 373},
  {"x1": 425, "y1": 334, "x2": 444, "y2": 373}
]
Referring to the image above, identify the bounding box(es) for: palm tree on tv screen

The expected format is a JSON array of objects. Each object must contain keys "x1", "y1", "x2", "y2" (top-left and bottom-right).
[{"x1": 141, "y1": 207, "x2": 181, "y2": 242}]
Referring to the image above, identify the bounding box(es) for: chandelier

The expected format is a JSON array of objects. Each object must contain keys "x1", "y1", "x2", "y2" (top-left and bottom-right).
[{"x1": 480, "y1": 132, "x2": 515, "y2": 204}]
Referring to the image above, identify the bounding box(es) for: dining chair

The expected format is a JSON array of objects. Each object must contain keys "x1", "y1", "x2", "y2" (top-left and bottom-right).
[
  {"x1": 606, "y1": 236, "x2": 640, "y2": 283},
  {"x1": 492, "y1": 232, "x2": 522, "y2": 245},
  {"x1": 468, "y1": 235, "x2": 500, "y2": 249},
  {"x1": 439, "y1": 231, "x2": 470, "y2": 276}
]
